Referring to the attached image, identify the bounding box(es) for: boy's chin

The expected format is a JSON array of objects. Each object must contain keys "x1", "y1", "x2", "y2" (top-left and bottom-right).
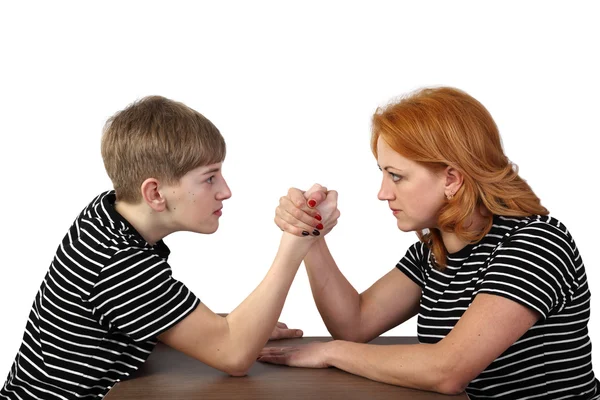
[{"x1": 196, "y1": 222, "x2": 219, "y2": 234}]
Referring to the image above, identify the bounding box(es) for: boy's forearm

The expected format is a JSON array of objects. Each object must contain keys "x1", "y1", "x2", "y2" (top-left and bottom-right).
[
  {"x1": 224, "y1": 233, "x2": 314, "y2": 370},
  {"x1": 304, "y1": 239, "x2": 363, "y2": 341}
]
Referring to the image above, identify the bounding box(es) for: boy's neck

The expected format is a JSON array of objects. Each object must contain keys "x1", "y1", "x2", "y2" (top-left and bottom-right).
[{"x1": 114, "y1": 200, "x2": 173, "y2": 246}]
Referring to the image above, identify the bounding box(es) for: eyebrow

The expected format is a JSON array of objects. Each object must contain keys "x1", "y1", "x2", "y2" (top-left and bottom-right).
[
  {"x1": 378, "y1": 165, "x2": 404, "y2": 172},
  {"x1": 202, "y1": 167, "x2": 220, "y2": 175}
]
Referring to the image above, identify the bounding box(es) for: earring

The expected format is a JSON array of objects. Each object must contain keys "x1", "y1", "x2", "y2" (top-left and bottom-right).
[{"x1": 446, "y1": 193, "x2": 454, "y2": 200}]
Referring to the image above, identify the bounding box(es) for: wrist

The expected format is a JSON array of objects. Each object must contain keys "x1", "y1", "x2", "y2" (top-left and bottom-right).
[
  {"x1": 277, "y1": 232, "x2": 316, "y2": 255},
  {"x1": 281, "y1": 231, "x2": 317, "y2": 245},
  {"x1": 324, "y1": 340, "x2": 344, "y2": 367}
]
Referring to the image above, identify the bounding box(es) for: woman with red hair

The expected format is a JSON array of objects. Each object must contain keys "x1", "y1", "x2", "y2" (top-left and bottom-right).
[{"x1": 259, "y1": 87, "x2": 599, "y2": 399}]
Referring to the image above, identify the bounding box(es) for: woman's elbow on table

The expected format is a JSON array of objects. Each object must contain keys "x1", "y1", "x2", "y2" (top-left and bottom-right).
[
  {"x1": 428, "y1": 347, "x2": 470, "y2": 395},
  {"x1": 329, "y1": 329, "x2": 365, "y2": 343},
  {"x1": 435, "y1": 375, "x2": 469, "y2": 396},
  {"x1": 434, "y1": 360, "x2": 472, "y2": 395}
]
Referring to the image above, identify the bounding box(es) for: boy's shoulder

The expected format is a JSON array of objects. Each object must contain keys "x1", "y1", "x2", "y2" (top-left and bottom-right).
[{"x1": 61, "y1": 190, "x2": 169, "y2": 274}]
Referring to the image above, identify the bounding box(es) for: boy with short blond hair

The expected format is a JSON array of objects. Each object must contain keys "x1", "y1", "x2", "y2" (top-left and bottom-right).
[{"x1": 1, "y1": 96, "x2": 326, "y2": 400}]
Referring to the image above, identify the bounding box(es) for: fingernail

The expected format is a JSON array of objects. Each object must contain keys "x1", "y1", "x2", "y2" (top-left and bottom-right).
[
  {"x1": 315, "y1": 214, "x2": 322, "y2": 221},
  {"x1": 295, "y1": 330, "x2": 302, "y2": 336},
  {"x1": 307, "y1": 199, "x2": 317, "y2": 208},
  {"x1": 316, "y1": 223, "x2": 324, "y2": 230},
  {"x1": 302, "y1": 231, "x2": 309, "y2": 236},
  {"x1": 312, "y1": 229, "x2": 320, "y2": 236}
]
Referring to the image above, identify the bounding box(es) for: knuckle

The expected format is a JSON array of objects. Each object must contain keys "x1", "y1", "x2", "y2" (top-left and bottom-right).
[{"x1": 292, "y1": 208, "x2": 303, "y2": 220}]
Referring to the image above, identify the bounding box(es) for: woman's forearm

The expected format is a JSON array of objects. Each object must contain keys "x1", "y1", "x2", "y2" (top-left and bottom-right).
[
  {"x1": 325, "y1": 341, "x2": 464, "y2": 395},
  {"x1": 304, "y1": 239, "x2": 365, "y2": 341}
]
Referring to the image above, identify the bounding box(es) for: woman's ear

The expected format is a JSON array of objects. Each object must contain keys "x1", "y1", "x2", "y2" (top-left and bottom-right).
[{"x1": 444, "y1": 166, "x2": 464, "y2": 198}]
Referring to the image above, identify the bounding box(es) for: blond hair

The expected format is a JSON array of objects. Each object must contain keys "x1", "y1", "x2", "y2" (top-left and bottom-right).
[
  {"x1": 101, "y1": 96, "x2": 226, "y2": 203},
  {"x1": 371, "y1": 87, "x2": 548, "y2": 269}
]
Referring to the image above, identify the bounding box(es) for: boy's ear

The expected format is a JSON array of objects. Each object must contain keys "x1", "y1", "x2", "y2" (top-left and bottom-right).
[{"x1": 140, "y1": 178, "x2": 167, "y2": 212}]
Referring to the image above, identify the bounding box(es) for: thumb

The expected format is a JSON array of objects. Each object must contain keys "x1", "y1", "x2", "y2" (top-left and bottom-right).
[
  {"x1": 305, "y1": 183, "x2": 327, "y2": 208},
  {"x1": 324, "y1": 190, "x2": 338, "y2": 204},
  {"x1": 319, "y1": 190, "x2": 338, "y2": 211},
  {"x1": 306, "y1": 191, "x2": 327, "y2": 208}
]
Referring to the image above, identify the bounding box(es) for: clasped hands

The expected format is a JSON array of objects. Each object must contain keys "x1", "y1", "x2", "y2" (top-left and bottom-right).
[
  {"x1": 274, "y1": 183, "x2": 340, "y2": 238},
  {"x1": 263, "y1": 183, "x2": 341, "y2": 368}
]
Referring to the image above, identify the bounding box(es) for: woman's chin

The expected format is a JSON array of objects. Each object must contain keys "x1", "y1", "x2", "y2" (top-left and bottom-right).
[{"x1": 396, "y1": 220, "x2": 415, "y2": 233}]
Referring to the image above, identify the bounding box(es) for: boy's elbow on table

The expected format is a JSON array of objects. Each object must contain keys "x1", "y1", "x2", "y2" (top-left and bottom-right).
[
  {"x1": 224, "y1": 363, "x2": 251, "y2": 377},
  {"x1": 216, "y1": 343, "x2": 260, "y2": 377}
]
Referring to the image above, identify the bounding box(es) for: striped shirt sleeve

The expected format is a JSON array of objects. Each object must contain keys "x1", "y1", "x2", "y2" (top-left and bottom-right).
[
  {"x1": 478, "y1": 221, "x2": 580, "y2": 319},
  {"x1": 87, "y1": 248, "x2": 200, "y2": 341},
  {"x1": 396, "y1": 242, "x2": 427, "y2": 288}
]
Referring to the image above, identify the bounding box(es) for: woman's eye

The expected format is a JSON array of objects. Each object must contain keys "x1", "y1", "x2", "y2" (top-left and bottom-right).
[{"x1": 390, "y1": 173, "x2": 402, "y2": 182}]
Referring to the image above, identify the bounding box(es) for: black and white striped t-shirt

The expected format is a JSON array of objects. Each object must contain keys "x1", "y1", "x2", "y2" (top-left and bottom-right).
[
  {"x1": 398, "y1": 215, "x2": 599, "y2": 400},
  {"x1": 1, "y1": 191, "x2": 200, "y2": 399}
]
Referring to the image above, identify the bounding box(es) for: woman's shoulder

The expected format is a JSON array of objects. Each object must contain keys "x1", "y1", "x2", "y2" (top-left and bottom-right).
[
  {"x1": 493, "y1": 214, "x2": 579, "y2": 270},
  {"x1": 397, "y1": 240, "x2": 431, "y2": 271},
  {"x1": 499, "y1": 214, "x2": 575, "y2": 247},
  {"x1": 406, "y1": 239, "x2": 430, "y2": 259}
]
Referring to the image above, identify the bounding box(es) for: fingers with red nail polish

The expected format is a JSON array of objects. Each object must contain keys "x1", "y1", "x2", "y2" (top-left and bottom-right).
[{"x1": 274, "y1": 187, "x2": 325, "y2": 237}]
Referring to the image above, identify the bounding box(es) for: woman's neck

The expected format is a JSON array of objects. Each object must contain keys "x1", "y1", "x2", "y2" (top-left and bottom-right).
[
  {"x1": 440, "y1": 231, "x2": 472, "y2": 254},
  {"x1": 439, "y1": 204, "x2": 491, "y2": 254}
]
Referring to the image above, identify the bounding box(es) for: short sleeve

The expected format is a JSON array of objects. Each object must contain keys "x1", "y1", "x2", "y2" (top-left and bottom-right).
[
  {"x1": 396, "y1": 242, "x2": 428, "y2": 289},
  {"x1": 88, "y1": 248, "x2": 200, "y2": 341},
  {"x1": 478, "y1": 221, "x2": 579, "y2": 319}
]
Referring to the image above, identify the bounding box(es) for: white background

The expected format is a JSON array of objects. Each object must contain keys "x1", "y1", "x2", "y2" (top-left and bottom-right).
[{"x1": 1, "y1": 1, "x2": 598, "y2": 377}]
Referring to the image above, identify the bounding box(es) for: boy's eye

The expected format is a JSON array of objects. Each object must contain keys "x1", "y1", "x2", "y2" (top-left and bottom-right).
[{"x1": 206, "y1": 176, "x2": 214, "y2": 184}]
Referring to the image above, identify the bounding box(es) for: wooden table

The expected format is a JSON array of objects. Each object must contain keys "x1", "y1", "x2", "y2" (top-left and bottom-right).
[{"x1": 105, "y1": 337, "x2": 468, "y2": 399}]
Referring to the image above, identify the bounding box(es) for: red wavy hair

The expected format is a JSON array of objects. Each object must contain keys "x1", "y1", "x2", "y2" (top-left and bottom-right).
[{"x1": 371, "y1": 87, "x2": 548, "y2": 269}]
